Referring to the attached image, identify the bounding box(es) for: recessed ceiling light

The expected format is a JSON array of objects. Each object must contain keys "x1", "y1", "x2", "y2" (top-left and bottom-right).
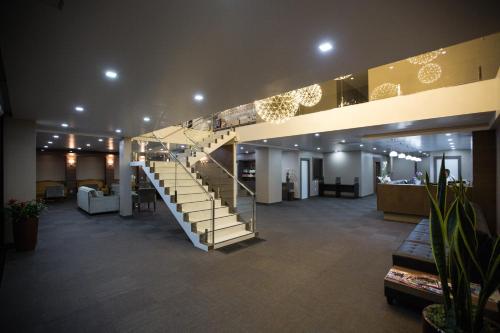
[
  {"x1": 160, "y1": 148, "x2": 164, "y2": 151},
  {"x1": 263, "y1": 139, "x2": 268, "y2": 143},
  {"x1": 447, "y1": 138, "x2": 453, "y2": 141},
  {"x1": 451, "y1": 147, "x2": 456, "y2": 150},
  {"x1": 77, "y1": 147, "x2": 82, "y2": 150},
  {"x1": 115, "y1": 129, "x2": 122, "y2": 133},
  {"x1": 148, "y1": 148, "x2": 152, "y2": 151},
  {"x1": 418, "y1": 150, "x2": 422, "y2": 153},
  {"x1": 441, "y1": 50, "x2": 447, "y2": 55},
  {"x1": 389, "y1": 66, "x2": 394, "y2": 70},
  {"x1": 445, "y1": 133, "x2": 451, "y2": 136},
  {"x1": 194, "y1": 94, "x2": 204, "y2": 102},
  {"x1": 240, "y1": 146, "x2": 244, "y2": 150},
  {"x1": 43, "y1": 145, "x2": 48, "y2": 148},
  {"x1": 98, "y1": 138, "x2": 103, "y2": 142},
  {"x1": 75, "y1": 106, "x2": 85, "y2": 112},
  {"x1": 61, "y1": 123, "x2": 69, "y2": 128},
  {"x1": 373, "y1": 147, "x2": 377, "y2": 150},
  {"x1": 53, "y1": 135, "x2": 59, "y2": 139},
  {"x1": 350, "y1": 77, "x2": 354, "y2": 80},
  {"x1": 48, "y1": 141, "x2": 53, "y2": 144},
  {"x1": 383, "y1": 150, "x2": 387, "y2": 153},
  {"x1": 314, "y1": 133, "x2": 320, "y2": 137},
  {"x1": 105, "y1": 70, "x2": 118, "y2": 79},
  {"x1": 294, "y1": 144, "x2": 299, "y2": 147},
  {"x1": 341, "y1": 139, "x2": 346, "y2": 143},
  {"x1": 143, "y1": 116, "x2": 151, "y2": 122},
  {"x1": 359, "y1": 144, "x2": 364, "y2": 147},
  {"x1": 181, "y1": 145, "x2": 185, "y2": 148},
  {"x1": 245, "y1": 151, "x2": 249, "y2": 154},
  {"x1": 41, "y1": 149, "x2": 45, "y2": 152},
  {"x1": 318, "y1": 41, "x2": 333, "y2": 53},
  {"x1": 86, "y1": 143, "x2": 91, "y2": 147},
  {"x1": 316, "y1": 147, "x2": 321, "y2": 150},
  {"x1": 69, "y1": 150, "x2": 73, "y2": 153}
]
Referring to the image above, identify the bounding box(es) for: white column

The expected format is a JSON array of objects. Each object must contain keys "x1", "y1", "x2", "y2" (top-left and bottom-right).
[
  {"x1": 255, "y1": 147, "x2": 282, "y2": 204},
  {"x1": 119, "y1": 138, "x2": 132, "y2": 216},
  {"x1": 3, "y1": 118, "x2": 36, "y2": 243}
]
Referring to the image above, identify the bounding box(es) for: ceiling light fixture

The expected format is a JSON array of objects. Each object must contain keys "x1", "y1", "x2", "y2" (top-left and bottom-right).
[
  {"x1": 194, "y1": 94, "x2": 204, "y2": 102},
  {"x1": 389, "y1": 66, "x2": 394, "y2": 70},
  {"x1": 383, "y1": 150, "x2": 387, "y2": 153},
  {"x1": 48, "y1": 141, "x2": 53, "y2": 144},
  {"x1": 370, "y1": 83, "x2": 400, "y2": 100},
  {"x1": 341, "y1": 139, "x2": 346, "y2": 143},
  {"x1": 407, "y1": 50, "x2": 440, "y2": 65},
  {"x1": 143, "y1": 116, "x2": 151, "y2": 122},
  {"x1": 398, "y1": 153, "x2": 406, "y2": 159},
  {"x1": 255, "y1": 91, "x2": 299, "y2": 124},
  {"x1": 105, "y1": 70, "x2": 118, "y2": 79},
  {"x1": 294, "y1": 144, "x2": 299, "y2": 147},
  {"x1": 318, "y1": 42, "x2": 333, "y2": 53},
  {"x1": 77, "y1": 147, "x2": 82, "y2": 150},
  {"x1": 389, "y1": 151, "x2": 398, "y2": 157},
  {"x1": 314, "y1": 133, "x2": 320, "y2": 137},
  {"x1": 359, "y1": 144, "x2": 364, "y2": 147},
  {"x1": 98, "y1": 138, "x2": 103, "y2": 142},
  {"x1": 43, "y1": 145, "x2": 48, "y2": 148},
  {"x1": 448, "y1": 138, "x2": 453, "y2": 141},
  {"x1": 53, "y1": 135, "x2": 59, "y2": 139},
  {"x1": 316, "y1": 147, "x2": 321, "y2": 150},
  {"x1": 240, "y1": 146, "x2": 244, "y2": 150},
  {"x1": 75, "y1": 106, "x2": 85, "y2": 112},
  {"x1": 295, "y1": 84, "x2": 322, "y2": 107},
  {"x1": 418, "y1": 63, "x2": 442, "y2": 84},
  {"x1": 61, "y1": 123, "x2": 69, "y2": 128},
  {"x1": 372, "y1": 147, "x2": 377, "y2": 150},
  {"x1": 263, "y1": 139, "x2": 268, "y2": 143},
  {"x1": 86, "y1": 143, "x2": 91, "y2": 147},
  {"x1": 115, "y1": 129, "x2": 122, "y2": 133},
  {"x1": 405, "y1": 155, "x2": 412, "y2": 160}
]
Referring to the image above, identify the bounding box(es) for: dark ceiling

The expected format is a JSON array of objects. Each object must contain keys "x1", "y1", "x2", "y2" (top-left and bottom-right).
[{"x1": 1, "y1": 0, "x2": 499, "y2": 137}]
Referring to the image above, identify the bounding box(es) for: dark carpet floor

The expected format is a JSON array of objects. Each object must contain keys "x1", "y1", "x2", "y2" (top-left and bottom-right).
[{"x1": 0, "y1": 196, "x2": 421, "y2": 332}]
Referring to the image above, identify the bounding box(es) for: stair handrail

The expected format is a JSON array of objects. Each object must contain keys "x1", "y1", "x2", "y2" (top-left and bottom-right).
[{"x1": 151, "y1": 130, "x2": 216, "y2": 247}]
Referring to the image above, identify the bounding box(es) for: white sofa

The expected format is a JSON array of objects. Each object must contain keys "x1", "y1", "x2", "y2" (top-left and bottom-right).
[{"x1": 77, "y1": 186, "x2": 119, "y2": 214}]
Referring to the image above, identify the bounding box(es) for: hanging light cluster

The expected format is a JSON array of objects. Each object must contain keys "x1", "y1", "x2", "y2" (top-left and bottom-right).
[
  {"x1": 370, "y1": 83, "x2": 400, "y2": 101},
  {"x1": 255, "y1": 84, "x2": 322, "y2": 124},
  {"x1": 294, "y1": 84, "x2": 322, "y2": 107},
  {"x1": 406, "y1": 50, "x2": 440, "y2": 65},
  {"x1": 254, "y1": 91, "x2": 300, "y2": 124},
  {"x1": 418, "y1": 63, "x2": 442, "y2": 84}
]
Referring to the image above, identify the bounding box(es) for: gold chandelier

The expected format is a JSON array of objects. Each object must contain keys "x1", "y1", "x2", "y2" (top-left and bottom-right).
[
  {"x1": 407, "y1": 50, "x2": 440, "y2": 65},
  {"x1": 370, "y1": 83, "x2": 400, "y2": 101},
  {"x1": 254, "y1": 91, "x2": 299, "y2": 124},
  {"x1": 418, "y1": 63, "x2": 442, "y2": 84},
  {"x1": 294, "y1": 84, "x2": 322, "y2": 107}
]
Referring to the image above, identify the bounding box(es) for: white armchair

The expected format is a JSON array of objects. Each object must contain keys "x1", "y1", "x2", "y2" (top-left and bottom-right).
[{"x1": 77, "y1": 186, "x2": 119, "y2": 214}]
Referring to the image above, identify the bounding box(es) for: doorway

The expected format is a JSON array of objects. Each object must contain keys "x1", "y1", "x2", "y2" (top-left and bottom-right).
[{"x1": 300, "y1": 159, "x2": 310, "y2": 199}]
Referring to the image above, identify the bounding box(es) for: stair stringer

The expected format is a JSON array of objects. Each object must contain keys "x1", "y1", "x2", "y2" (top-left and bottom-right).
[{"x1": 131, "y1": 161, "x2": 209, "y2": 251}]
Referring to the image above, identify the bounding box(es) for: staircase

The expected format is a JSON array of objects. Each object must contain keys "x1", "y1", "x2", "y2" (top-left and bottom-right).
[{"x1": 131, "y1": 128, "x2": 257, "y2": 251}]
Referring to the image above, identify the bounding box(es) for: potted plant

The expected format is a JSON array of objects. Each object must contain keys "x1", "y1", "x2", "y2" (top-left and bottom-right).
[
  {"x1": 5, "y1": 199, "x2": 46, "y2": 251},
  {"x1": 423, "y1": 156, "x2": 500, "y2": 332}
]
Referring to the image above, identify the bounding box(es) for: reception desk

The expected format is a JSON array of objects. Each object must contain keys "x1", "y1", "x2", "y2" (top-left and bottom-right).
[{"x1": 377, "y1": 183, "x2": 458, "y2": 223}]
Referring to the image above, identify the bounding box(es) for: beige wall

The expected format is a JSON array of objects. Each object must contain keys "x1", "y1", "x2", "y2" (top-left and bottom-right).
[
  {"x1": 255, "y1": 147, "x2": 282, "y2": 204},
  {"x1": 76, "y1": 155, "x2": 105, "y2": 180},
  {"x1": 36, "y1": 153, "x2": 65, "y2": 181}
]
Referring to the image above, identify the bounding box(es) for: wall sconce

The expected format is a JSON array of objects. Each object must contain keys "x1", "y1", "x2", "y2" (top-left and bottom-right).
[
  {"x1": 139, "y1": 155, "x2": 146, "y2": 162},
  {"x1": 67, "y1": 153, "x2": 76, "y2": 167},
  {"x1": 106, "y1": 154, "x2": 115, "y2": 167}
]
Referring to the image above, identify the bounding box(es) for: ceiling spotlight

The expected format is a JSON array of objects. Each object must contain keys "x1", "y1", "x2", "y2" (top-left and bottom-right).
[
  {"x1": 451, "y1": 147, "x2": 456, "y2": 150},
  {"x1": 445, "y1": 133, "x2": 451, "y2": 136},
  {"x1": 372, "y1": 147, "x2": 377, "y2": 150},
  {"x1": 245, "y1": 151, "x2": 249, "y2": 154},
  {"x1": 350, "y1": 77, "x2": 354, "y2": 80},
  {"x1": 263, "y1": 139, "x2": 268, "y2": 143},
  {"x1": 359, "y1": 144, "x2": 364, "y2": 147},
  {"x1": 389, "y1": 151, "x2": 398, "y2": 157},
  {"x1": 383, "y1": 150, "x2": 387, "y2": 153},
  {"x1": 53, "y1": 135, "x2": 59, "y2": 139},
  {"x1": 240, "y1": 146, "x2": 244, "y2": 150},
  {"x1": 75, "y1": 106, "x2": 85, "y2": 112},
  {"x1": 194, "y1": 94, "x2": 204, "y2": 102},
  {"x1": 447, "y1": 138, "x2": 453, "y2": 141},
  {"x1": 43, "y1": 145, "x2": 48, "y2": 148},
  {"x1": 105, "y1": 70, "x2": 118, "y2": 79},
  {"x1": 86, "y1": 143, "x2": 91, "y2": 147},
  {"x1": 48, "y1": 141, "x2": 53, "y2": 144},
  {"x1": 148, "y1": 148, "x2": 152, "y2": 151},
  {"x1": 294, "y1": 144, "x2": 299, "y2": 147},
  {"x1": 314, "y1": 133, "x2": 320, "y2": 137},
  {"x1": 41, "y1": 149, "x2": 45, "y2": 151},
  {"x1": 441, "y1": 50, "x2": 447, "y2": 55},
  {"x1": 143, "y1": 116, "x2": 151, "y2": 122},
  {"x1": 181, "y1": 145, "x2": 185, "y2": 148},
  {"x1": 418, "y1": 150, "x2": 422, "y2": 153},
  {"x1": 77, "y1": 147, "x2": 82, "y2": 150},
  {"x1": 398, "y1": 153, "x2": 406, "y2": 159},
  {"x1": 69, "y1": 150, "x2": 73, "y2": 153},
  {"x1": 389, "y1": 66, "x2": 394, "y2": 70},
  {"x1": 115, "y1": 129, "x2": 122, "y2": 133},
  {"x1": 61, "y1": 123, "x2": 69, "y2": 128},
  {"x1": 341, "y1": 139, "x2": 346, "y2": 143},
  {"x1": 316, "y1": 147, "x2": 321, "y2": 150},
  {"x1": 98, "y1": 138, "x2": 103, "y2": 142},
  {"x1": 318, "y1": 41, "x2": 333, "y2": 53}
]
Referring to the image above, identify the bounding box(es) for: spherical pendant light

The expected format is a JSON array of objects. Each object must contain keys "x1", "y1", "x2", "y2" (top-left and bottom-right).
[
  {"x1": 255, "y1": 91, "x2": 300, "y2": 124},
  {"x1": 418, "y1": 63, "x2": 442, "y2": 84},
  {"x1": 370, "y1": 83, "x2": 400, "y2": 101},
  {"x1": 294, "y1": 84, "x2": 322, "y2": 107},
  {"x1": 407, "y1": 51, "x2": 440, "y2": 65}
]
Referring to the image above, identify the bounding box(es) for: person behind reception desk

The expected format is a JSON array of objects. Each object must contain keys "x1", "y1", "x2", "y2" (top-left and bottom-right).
[{"x1": 445, "y1": 168, "x2": 456, "y2": 183}]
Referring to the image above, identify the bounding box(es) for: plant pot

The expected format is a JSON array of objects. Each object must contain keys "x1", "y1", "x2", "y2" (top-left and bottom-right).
[
  {"x1": 13, "y1": 217, "x2": 39, "y2": 251},
  {"x1": 422, "y1": 304, "x2": 445, "y2": 333}
]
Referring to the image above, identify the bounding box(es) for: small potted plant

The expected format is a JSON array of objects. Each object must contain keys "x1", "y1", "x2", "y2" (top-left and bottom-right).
[
  {"x1": 5, "y1": 199, "x2": 46, "y2": 251},
  {"x1": 423, "y1": 156, "x2": 499, "y2": 332}
]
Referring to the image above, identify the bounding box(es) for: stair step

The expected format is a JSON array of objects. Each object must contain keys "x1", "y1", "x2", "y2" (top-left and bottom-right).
[
  {"x1": 161, "y1": 178, "x2": 202, "y2": 187},
  {"x1": 156, "y1": 172, "x2": 197, "y2": 180},
  {"x1": 178, "y1": 199, "x2": 222, "y2": 213},
  {"x1": 196, "y1": 220, "x2": 245, "y2": 235},
  {"x1": 174, "y1": 192, "x2": 214, "y2": 203},
  {"x1": 185, "y1": 206, "x2": 229, "y2": 222},
  {"x1": 166, "y1": 185, "x2": 209, "y2": 195},
  {"x1": 192, "y1": 214, "x2": 238, "y2": 229},
  {"x1": 213, "y1": 231, "x2": 255, "y2": 249}
]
